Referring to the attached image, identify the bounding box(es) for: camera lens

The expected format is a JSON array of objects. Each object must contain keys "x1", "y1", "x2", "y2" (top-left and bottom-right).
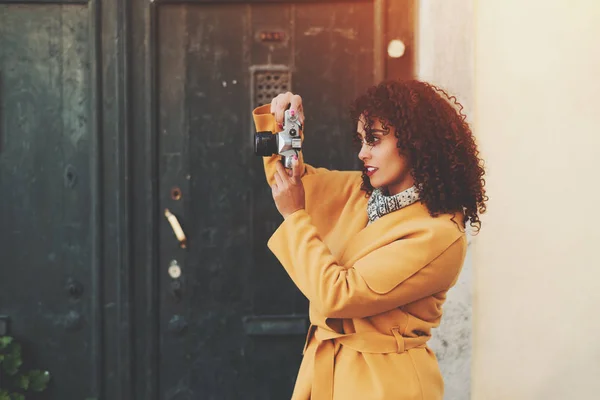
[
  {"x1": 254, "y1": 131, "x2": 278, "y2": 156},
  {"x1": 289, "y1": 129, "x2": 297, "y2": 137}
]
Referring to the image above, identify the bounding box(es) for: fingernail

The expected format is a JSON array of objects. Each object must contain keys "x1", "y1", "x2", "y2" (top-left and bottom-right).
[
  {"x1": 293, "y1": 155, "x2": 298, "y2": 161},
  {"x1": 290, "y1": 109, "x2": 296, "y2": 116},
  {"x1": 278, "y1": 123, "x2": 283, "y2": 129}
]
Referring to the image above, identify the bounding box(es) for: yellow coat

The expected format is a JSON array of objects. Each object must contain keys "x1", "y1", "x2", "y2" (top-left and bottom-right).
[{"x1": 253, "y1": 105, "x2": 468, "y2": 400}]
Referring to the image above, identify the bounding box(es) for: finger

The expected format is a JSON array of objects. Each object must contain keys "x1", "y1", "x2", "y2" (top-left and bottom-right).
[
  {"x1": 270, "y1": 96, "x2": 278, "y2": 115},
  {"x1": 271, "y1": 94, "x2": 284, "y2": 124},
  {"x1": 275, "y1": 109, "x2": 284, "y2": 127},
  {"x1": 298, "y1": 107, "x2": 305, "y2": 126},
  {"x1": 290, "y1": 95, "x2": 304, "y2": 124},
  {"x1": 273, "y1": 168, "x2": 285, "y2": 188},
  {"x1": 291, "y1": 156, "x2": 302, "y2": 182},
  {"x1": 274, "y1": 158, "x2": 287, "y2": 173},
  {"x1": 274, "y1": 93, "x2": 289, "y2": 126},
  {"x1": 276, "y1": 160, "x2": 294, "y2": 184}
]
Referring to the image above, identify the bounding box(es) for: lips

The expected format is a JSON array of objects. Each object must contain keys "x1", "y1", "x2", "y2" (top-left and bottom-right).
[{"x1": 364, "y1": 166, "x2": 378, "y2": 177}]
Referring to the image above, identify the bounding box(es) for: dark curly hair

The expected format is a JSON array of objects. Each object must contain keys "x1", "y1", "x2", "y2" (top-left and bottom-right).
[{"x1": 350, "y1": 79, "x2": 488, "y2": 232}]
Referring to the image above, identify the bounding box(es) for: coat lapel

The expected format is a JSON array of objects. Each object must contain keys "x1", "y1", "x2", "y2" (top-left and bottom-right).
[{"x1": 339, "y1": 202, "x2": 432, "y2": 267}]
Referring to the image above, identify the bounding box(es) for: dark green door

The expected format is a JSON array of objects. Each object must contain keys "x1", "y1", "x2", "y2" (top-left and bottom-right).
[
  {"x1": 0, "y1": 2, "x2": 101, "y2": 399},
  {"x1": 150, "y1": 2, "x2": 374, "y2": 399}
]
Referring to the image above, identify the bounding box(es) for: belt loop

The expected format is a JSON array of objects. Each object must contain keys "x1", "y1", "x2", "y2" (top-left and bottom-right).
[{"x1": 391, "y1": 327, "x2": 405, "y2": 353}]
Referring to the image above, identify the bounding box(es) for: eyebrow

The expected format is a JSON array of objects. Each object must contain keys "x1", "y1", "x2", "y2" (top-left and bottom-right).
[{"x1": 357, "y1": 129, "x2": 387, "y2": 137}]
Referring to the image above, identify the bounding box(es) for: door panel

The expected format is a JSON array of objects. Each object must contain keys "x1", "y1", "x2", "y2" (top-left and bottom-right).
[
  {"x1": 0, "y1": 4, "x2": 100, "y2": 399},
  {"x1": 155, "y1": 3, "x2": 373, "y2": 399}
]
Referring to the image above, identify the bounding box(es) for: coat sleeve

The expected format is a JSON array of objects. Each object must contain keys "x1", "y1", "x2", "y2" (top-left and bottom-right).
[
  {"x1": 267, "y1": 209, "x2": 467, "y2": 319},
  {"x1": 252, "y1": 104, "x2": 331, "y2": 187}
]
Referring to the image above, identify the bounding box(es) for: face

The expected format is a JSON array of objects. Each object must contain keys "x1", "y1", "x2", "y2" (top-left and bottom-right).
[{"x1": 357, "y1": 116, "x2": 414, "y2": 195}]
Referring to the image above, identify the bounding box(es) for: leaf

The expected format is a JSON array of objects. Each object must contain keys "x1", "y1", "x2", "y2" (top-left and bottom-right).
[
  {"x1": 0, "y1": 390, "x2": 10, "y2": 400},
  {"x1": 15, "y1": 373, "x2": 30, "y2": 390},
  {"x1": 0, "y1": 337, "x2": 13, "y2": 350},
  {"x1": 2, "y1": 343, "x2": 22, "y2": 376},
  {"x1": 28, "y1": 370, "x2": 51, "y2": 392},
  {"x1": 2, "y1": 354, "x2": 22, "y2": 376},
  {"x1": 9, "y1": 343, "x2": 21, "y2": 359},
  {"x1": 9, "y1": 393, "x2": 24, "y2": 400}
]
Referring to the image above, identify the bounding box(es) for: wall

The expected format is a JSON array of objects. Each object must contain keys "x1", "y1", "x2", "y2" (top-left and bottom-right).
[
  {"x1": 472, "y1": 0, "x2": 600, "y2": 398},
  {"x1": 416, "y1": 1, "x2": 475, "y2": 399}
]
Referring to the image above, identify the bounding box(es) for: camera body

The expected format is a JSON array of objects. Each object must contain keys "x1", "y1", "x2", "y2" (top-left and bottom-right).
[{"x1": 254, "y1": 109, "x2": 302, "y2": 168}]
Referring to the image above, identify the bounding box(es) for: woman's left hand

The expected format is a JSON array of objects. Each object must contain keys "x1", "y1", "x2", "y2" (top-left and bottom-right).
[{"x1": 271, "y1": 156, "x2": 305, "y2": 219}]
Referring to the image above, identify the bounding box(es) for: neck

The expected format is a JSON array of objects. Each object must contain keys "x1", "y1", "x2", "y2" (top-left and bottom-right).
[{"x1": 385, "y1": 178, "x2": 415, "y2": 196}]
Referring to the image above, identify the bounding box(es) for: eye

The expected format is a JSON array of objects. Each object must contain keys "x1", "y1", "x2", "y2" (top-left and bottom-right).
[
  {"x1": 355, "y1": 134, "x2": 381, "y2": 148},
  {"x1": 366, "y1": 136, "x2": 381, "y2": 147}
]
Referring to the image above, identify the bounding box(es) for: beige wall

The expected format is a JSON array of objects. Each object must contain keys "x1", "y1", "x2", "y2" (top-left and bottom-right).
[
  {"x1": 472, "y1": 0, "x2": 600, "y2": 399},
  {"x1": 416, "y1": 1, "x2": 475, "y2": 399},
  {"x1": 417, "y1": 0, "x2": 474, "y2": 117}
]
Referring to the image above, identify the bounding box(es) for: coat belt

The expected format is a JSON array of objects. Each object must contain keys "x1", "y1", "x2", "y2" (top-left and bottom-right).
[{"x1": 304, "y1": 325, "x2": 429, "y2": 400}]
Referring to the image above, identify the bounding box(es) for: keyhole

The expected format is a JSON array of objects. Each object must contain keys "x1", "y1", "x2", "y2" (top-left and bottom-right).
[{"x1": 171, "y1": 187, "x2": 182, "y2": 201}]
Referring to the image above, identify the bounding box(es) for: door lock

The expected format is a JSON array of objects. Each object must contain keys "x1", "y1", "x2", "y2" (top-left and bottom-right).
[{"x1": 168, "y1": 260, "x2": 182, "y2": 279}]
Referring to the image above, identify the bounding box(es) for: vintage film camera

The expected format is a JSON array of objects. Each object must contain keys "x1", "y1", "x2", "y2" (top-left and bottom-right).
[{"x1": 254, "y1": 109, "x2": 302, "y2": 168}]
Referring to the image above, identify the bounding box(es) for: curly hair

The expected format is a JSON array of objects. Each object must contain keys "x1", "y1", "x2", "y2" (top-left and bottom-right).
[{"x1": 350, "y1": 79, "x2": 488, "y2": 232}]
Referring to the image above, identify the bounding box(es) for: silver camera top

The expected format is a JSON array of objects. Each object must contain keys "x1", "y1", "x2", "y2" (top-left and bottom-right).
[
  {"x1": 278, "y1": 109, "x2": 303, "y2": 168},
  {"x1": 253, "y1": 109, "x2": 303, "y2": 168}
]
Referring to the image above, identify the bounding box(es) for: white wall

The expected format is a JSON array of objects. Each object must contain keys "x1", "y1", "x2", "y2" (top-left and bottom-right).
[
  {"x1": 416, "y1": 1, "x2": 475, "y2": 399},
  {"x1": 472, "y1": 0, "x2": 600, "y2": 398}
]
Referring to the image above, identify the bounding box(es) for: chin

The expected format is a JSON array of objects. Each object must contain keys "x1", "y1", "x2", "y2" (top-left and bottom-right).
[{"x1": 369, "y1": 180, "x2": 383, "y2": 190}]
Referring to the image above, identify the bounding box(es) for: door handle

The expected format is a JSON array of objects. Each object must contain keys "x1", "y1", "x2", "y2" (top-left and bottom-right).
[{"x1": 164, "y1": 208, "x2": 187, "y2": 248}]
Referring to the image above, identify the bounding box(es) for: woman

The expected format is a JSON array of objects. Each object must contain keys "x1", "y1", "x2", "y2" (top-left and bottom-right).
[{"x1": 252, "y1": 80, "x2": 487, "y2": 400}]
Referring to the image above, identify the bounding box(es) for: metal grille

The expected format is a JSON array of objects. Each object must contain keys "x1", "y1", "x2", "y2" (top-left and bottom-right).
[{"x1": 251, "y1": 66, "x2": 291, "y2": 109}]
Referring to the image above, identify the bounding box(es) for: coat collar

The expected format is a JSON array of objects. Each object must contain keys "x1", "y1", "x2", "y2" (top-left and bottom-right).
[{"x1": 340, "y1": 201, "x2": 445, "y2": 266}]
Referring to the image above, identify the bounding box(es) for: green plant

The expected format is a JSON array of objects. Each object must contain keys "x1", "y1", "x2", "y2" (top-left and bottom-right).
[{"x1": 0, "y1": 336, "x2": 50, "y2": 400}]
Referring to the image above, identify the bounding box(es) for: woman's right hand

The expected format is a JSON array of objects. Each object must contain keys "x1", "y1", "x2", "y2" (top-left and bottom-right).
[{"x1": 270, "y1": 92, "x2": 305, "y2": 129}]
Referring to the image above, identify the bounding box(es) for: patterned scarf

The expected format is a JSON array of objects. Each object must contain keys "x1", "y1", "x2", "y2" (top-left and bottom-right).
[{"x1": 367, "y1": 186, "x2": 420, "y2": 224}]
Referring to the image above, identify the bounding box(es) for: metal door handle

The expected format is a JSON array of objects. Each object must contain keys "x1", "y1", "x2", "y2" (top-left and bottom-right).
[{"x1": 164, "y1": 208, "x2": 187, "y2": 248}]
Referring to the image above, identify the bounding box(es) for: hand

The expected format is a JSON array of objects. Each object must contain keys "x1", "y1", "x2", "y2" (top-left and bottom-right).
[
  {"x1": 270, "y1": 92, "x2": 305, "y2": 129},
  {"x1": 271, "y1": 156, "x2": 305, "y2": 219}
]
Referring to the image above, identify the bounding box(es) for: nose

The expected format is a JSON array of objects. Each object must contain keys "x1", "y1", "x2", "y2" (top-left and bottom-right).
[{"x1": 358, "y1": 142, "x2": 370, "y2": 162}]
